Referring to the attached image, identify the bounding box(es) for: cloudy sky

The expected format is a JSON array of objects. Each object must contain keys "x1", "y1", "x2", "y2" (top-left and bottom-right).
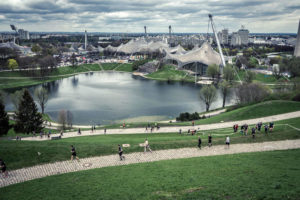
[{"x1": 0, "y1": 0, "x2": 299, "y2": 33}]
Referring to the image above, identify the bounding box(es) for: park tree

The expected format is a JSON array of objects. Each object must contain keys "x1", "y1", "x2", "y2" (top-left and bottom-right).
[
  {"x1": 206, "y1": 64, "x2": 220, "y2": 81},
  {"x1": 71, "y1": 53, "x2": 76, "y2": 67},
  {"x1": 235, "y1": 83, "x2": 270, "y2": 104},
  {"x1": 34, "y1": 88, "x2": 48, "y2": 114},
  {"x1": 244, "y1": 71, "x2": 255, "y2": 83},
  {"x1": 10, "y1": 89, "x2": 25, "y2": 110},
  {"x1": 7, "y1": 59, "x2": 18, "y2": 71},
  {"x1": 0, "y1": 96, "x2": 9, "y2": 136},
  {"x1": 223, "y1": 65, "x2": 235, "y2": 83},
  {"x1": 31, "y1": 44, "x2": 42, "y2": 54},
  {"x1": 200, "y1": 85, "x2": 217, "y2": 112},
  {"x1": 280, "y1": 57, "x2": 300, "y2": 78},
  {"x1": 219, "y1": 80, "x2": 230, "y2": 108},
  {"x1": 58, "y1": 110, "x2": 67, "y2": 130},
  {"x1": 14, "y1": 90, "x2": 44, "y2": 134},
  {"x1": 66, "y1": 110, "x2": 73, "y2": 127},
  {"x1": 248, "y1": 57, "x2": 259, "y2": 68}
]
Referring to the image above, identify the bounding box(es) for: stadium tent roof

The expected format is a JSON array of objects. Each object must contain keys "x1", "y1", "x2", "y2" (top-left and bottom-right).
[
  {"x1": 165, "y1": 44, "x2": 186, "y2": 55},
  {"x1": 164, "y1": 42, "x2": 222, "y2": 67}
]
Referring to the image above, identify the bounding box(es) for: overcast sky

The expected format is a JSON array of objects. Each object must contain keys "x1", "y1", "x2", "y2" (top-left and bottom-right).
[{"x1": 0, "y1": 0, "x2": 299, "y2": 33}]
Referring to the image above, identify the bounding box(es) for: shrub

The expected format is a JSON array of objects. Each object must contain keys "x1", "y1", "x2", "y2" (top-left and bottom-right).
[
  {"x1": 176, "y1": 112, "x2": 200, "y2": 122},
  {"x1": 235, "y1": 83, "x2": 270, "y2": 104}
]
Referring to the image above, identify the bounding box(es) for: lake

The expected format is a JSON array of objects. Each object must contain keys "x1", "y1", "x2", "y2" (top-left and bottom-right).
[{"x1": 5, "y1": 72, "x2": 236, "y2": 125}]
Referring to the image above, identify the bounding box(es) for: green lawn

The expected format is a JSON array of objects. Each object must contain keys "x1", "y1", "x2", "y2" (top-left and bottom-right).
[
  {"x1": 1, "y1": 149, "x2": 300, "y2": 200},
  {"x1": 102, "y1": 100, "x2": 300, "y2": 128},
  {"x1": 113, "y1": 63, "x2": 133, "y2": 72},
  {"x1": 236, "y1": 70, "x2": 286, "y2": 83},
  {"x1": 101, "y1": 63, "x2": 119, "y2": 70},
  {"x1": 1, "y1": 117, "x2": 299, "y2": 170},
  {"x1": 146, "y1": 65, "x2": 194, "y2": 82}
]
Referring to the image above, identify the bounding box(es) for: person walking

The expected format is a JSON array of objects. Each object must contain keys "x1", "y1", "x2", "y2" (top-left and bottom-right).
[
  {"x1": 144, "y1": 139, "x2": 152, "y2": 153},
  {"x1": 179, "y1": 129, "x2": 182, "y2": 135},
  {"x1": 257, "y1": 122, "x2": 262, "y2": 132},
  {"x1": 123, "y1": 122, "x2": 125, "y2": 129},
  {"x1": 198, "y1": 136, "x2": 202, "y2": 149},
  {"x1": 104, "y1": 128, "x2": 107, "y2": 135},
  {"x1": 225, "y1": 136, "x2": 230, "y2": 148},
  {"x1": 78, "y1": 128, "x2": 81, "y2": 135},
  {"x1": 0, "y1": 158, "x2": 8, "y2": 178},
  {"x1": 118, "y1": 144, "x2": 125, "y2": 161},
  {"x1": 208, "y1": 134, "x2": 212, "y2": 147},
  {"x1": 70, "y1": 145, "x2": 80, "y2": 161},
  {"x1": 192, "y1": 121, "x2": 195, "y2": 126},
  {"x1": 269, "y1": 122, "x2": 274, "y2": 132},
  {"x1": 251, "y1": 127, "x2": 256, "y2": 139},
  {"x1": 264, "y1": 124, "x2": 269, "y2": 134}
]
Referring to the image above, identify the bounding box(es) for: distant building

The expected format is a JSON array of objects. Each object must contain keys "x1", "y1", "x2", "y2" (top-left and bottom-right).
[
  {"x1": 231, "y1": 32, "x2": 241, "y2": 46},
  {"x1": 221, "y1": 29, "x2": 229, "y2": 45},
  {"x1": 18, "y1": 29, "x2": 30, "y2": 40},
  {"x1": 238, "y1": 25, "x2": 249, "y2": 45},
  {"x1": 294, "y1": 20, "x2": 300, "y2": 57},
  {"x1": 30, "y1": 34, "x2": 40, "y2": 39}
]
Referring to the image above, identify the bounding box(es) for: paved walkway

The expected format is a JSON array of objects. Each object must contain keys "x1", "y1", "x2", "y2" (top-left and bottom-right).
[
  {"x1": 1, "y1": 139, "x2": 299, "y2": 188},
  {"x1": 22, "y1": 111, "x2": 300, "y2": 141}
]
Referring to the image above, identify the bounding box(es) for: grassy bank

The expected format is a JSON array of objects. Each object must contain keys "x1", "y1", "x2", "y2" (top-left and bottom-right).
[
  {"x1": 1, "y1": 117, "x2": 299, "y2": 170},
  {"x1": 101, "y1": 100, "x2": 300, "y2": 129},
  {"x1": 1, "y1": 149, "x2": 300, "y2": 199},
  {"x1": 146, "y1": 65, "x2": 194, "y2": 82},
  {"x1": 0, "y1": 63, "x2": 133, "y2": 90}
]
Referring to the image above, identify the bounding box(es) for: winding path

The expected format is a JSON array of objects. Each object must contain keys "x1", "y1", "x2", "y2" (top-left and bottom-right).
[
  {"x1": 1, "y1": 139, "x2": 300, "y2": 188},
  {"x1": 22, "y1": 111, "x2": 300, "y2": 141}
]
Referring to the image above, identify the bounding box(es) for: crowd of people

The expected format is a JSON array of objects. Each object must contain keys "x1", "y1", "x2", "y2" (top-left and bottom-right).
[{"x1": 1, "y1": 121, "x2": 276, "y2": 179}]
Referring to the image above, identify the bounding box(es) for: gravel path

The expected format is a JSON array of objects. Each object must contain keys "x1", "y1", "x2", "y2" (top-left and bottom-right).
[
  {"x1": 22, "y1": 111, "x2": 300, "y2": 141},
  {"x1": 1, "y1": 139, "x2": 299, "y2": 188}
]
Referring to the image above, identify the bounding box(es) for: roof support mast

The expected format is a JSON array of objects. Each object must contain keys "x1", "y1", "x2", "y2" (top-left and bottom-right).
[{"x1": 208, "y1": 14, "x2": 226, "y2": 73}]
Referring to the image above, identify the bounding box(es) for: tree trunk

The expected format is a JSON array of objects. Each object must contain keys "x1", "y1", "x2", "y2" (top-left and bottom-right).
[
  {"x1": 222, "y1": 93, "x2": 227, "y2": 108},
  {"x1": 206, "y1": 103, "x2": 210, "y2": 112}
]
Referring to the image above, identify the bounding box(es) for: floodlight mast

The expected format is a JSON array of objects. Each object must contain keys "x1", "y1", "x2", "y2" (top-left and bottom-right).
[{"x1": 208, "y1": 14, "x2": 226, "y2": 72}]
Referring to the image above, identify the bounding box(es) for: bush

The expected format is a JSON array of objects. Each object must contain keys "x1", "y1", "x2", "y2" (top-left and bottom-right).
[
  {"x1": 176, "y1": 112, "x2": 200, "y2": 122},
  {"x1": 132, "y1": 59, "x2": 150, "y2": 71},
  {"x1": 292, "y1": 93, "x2": 300, "y2": 102}
]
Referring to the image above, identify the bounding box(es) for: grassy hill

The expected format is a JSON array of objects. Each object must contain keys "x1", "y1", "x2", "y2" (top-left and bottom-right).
[{"x1": 1, "y1": 149, "x2": 300, "y2": 200}]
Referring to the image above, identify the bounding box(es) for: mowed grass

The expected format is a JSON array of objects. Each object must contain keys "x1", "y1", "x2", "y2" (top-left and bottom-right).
[
  {"x1": 102, "y1": 100, "x2": 300, "y2": 128},
  {"x1": 1, "y1": 149, "x2": 300, "y2": 200},
  {"x1": 0, "y1": 63, "x2": 131, "y2": 89},
  {"x1": 146, "y1": 65, "x2": 194, "y2": 82},
  {"x1": 1, "y1": 117, "x2": 299, "y2": 170}
]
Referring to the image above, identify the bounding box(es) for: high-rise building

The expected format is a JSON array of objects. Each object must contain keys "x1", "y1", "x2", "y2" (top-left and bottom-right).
[
  {"x1": 18, "y1": 29, "x2": 30, "y2": 40},
  {"x1": 221, "y1": 29, "x2": 229, "y2": 45},
  {"x1": 238, "y1": 25, "x2": 249, "y2": 45},
  {"x1": 294, "y1": 20, "x2": 300, "y2": 57},
  {"x1": 230, "y1": 32, "x2": 241, "y2": 46}
]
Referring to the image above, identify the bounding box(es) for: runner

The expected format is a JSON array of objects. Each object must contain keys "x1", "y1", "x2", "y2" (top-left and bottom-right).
[
  {"x1": 192, "y1": 121, "x2": 195, "y2": 126},
  {"x1": 251, "y1": 127, "x2": 256, "y2": 139},
  {"x1": 70, "y1": 145, "x2": 80, "y2": 161},
  {"x1": 179, "y1": 129, "x2": 182, "y2": 135},
  {"x1": 91, "y1": 126, "x2": 94, "y2": 133},
  {"x1": 264, "y1": 124, "x2": 269, "y2": 134},
  {"x1": 144, "y1": 139, "x2": 152, "y2": 153},
  {"x1": 118, "y1": 144, "x2": 125, "y2": 161},
  {"x1": 78, "y1": 128, "x2": 81, "y2": 135},
  {"x1": 123, "y1": 122, "x2": 125, "y2": 129},
  {"x1": 225, "y1": 136, "x2": 230, "y2": 148},
  {"x1": 0, "y1": 158, "x2": 8, "y2": 178},
  {"x1": 198, "y1": 136, "x2": 202, "y2": 149},
  {"x1": 104, "y1": 128, "x2": 107, "y2": 135},
  {"x1": 244, "y1": 124, "x2": 248, "y2": 135},
  {"x1": 208, "y1": 134, "x2": 212, "y2": 147},
  {"x1": 257, "y1": 122, "x2": 262, "y2": 132},
  {"x1": 269, "y1": 122, "x2": 274, "y2": 132}
]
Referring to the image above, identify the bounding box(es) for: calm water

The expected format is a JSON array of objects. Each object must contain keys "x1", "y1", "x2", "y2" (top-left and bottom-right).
[{"x1": 5, "y1": 72, "x2": 236, "y2": 125}]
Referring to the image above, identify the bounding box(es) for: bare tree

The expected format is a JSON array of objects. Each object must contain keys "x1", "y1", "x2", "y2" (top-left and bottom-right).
[
  {"x1": 66, "y1": 110, "x2": 73, "y2": 128},
  {"x1": 219, "y1": 80, "x2": 230, "y2": 108},
  {"x1": 34, "y1": 88, "x2": 48, "y2": 114},
  {"x1": 200, "y1": 85, "x2": 217, "y2": 112},
  {"x1": 235, "y1": 83, "x2": 270, "y2": 104},
  {"x1": 58, "y1": 110, "x2": 67, "y2": 130}
]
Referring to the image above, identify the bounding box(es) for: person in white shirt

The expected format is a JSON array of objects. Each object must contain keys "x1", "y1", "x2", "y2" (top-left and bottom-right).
[
  {"x1": 144, "y1": 139, "x2": 152, "y2": 153},
  {"x1": 226, "y1": 136, "x2": 230, "y2": 148}
]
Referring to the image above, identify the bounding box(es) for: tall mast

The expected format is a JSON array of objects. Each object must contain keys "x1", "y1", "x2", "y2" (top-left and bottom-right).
[{"x1": 208, "y1": 14, "x2": 226, "y2": 72}]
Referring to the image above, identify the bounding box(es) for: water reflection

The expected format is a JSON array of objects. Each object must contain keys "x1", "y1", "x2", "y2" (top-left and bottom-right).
[{"x1": 5, "y1": 72, "x2": 236, "y2": 125}]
